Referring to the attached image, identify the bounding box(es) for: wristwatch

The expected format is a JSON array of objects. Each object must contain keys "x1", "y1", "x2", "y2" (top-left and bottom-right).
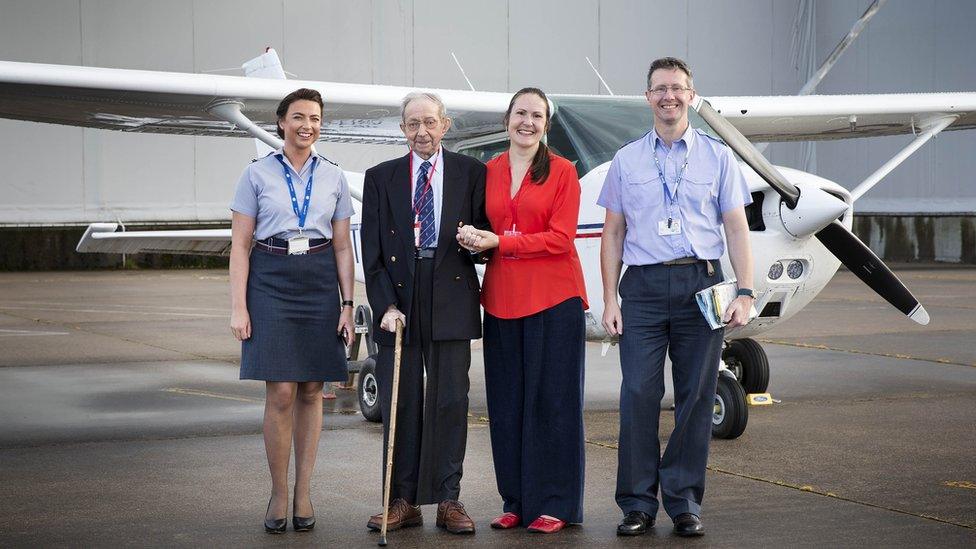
[
  {"x1": 736, "y1": 288, "x2": 756, "y2": 300},
  {"x1": 341, "y1": 300, "x2": 354, "y2": 308}
]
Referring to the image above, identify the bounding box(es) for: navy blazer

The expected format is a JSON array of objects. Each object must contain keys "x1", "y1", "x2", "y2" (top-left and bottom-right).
[{"x1": 361, "y1": 150, "x2": 489, "y2": 346}]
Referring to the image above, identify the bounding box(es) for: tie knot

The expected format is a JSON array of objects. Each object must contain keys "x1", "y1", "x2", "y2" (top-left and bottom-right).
[{"x1": 420, "y1": 160, "x2": 432, "y2": 172}]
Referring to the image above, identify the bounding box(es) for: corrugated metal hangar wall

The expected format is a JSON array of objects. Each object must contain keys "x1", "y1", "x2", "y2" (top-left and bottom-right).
[{"x1": 0, "y1": 0, "x2": 974, "y2": 262}]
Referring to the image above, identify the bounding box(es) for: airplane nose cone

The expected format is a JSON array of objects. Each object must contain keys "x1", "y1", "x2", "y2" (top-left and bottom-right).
[{"x1": 779, "y1": 187, "x2": 850, "y2": 238}]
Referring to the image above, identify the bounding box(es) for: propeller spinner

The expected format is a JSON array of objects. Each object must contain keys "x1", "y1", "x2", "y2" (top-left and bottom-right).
[{"x1": 692, "y1": 96, "x2": 929, "y2": 325}]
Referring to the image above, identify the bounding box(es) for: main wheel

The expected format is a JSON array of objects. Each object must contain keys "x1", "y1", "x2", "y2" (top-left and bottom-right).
[
  {"x1": 722, "y1": 338, "x2": 770, "y2": 394},
  {"x1": 358, "y1": 355, "x2": 382, "y2": 423},
  {"x1": 712, "y1": 372, "x2": 748, "y2": 439}
]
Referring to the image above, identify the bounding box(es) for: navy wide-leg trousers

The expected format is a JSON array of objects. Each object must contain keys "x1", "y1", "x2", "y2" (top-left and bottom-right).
[
  {"x1": 483, "y1": 297, "x2": 586, "y2": 524},
  {"x1": 615, "y1": 261, "x2": 724, "y2": 520}
]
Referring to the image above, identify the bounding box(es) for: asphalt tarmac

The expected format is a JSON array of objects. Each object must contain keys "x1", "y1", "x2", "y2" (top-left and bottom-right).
[{"x1": 0, "y1": 267, "x2": 974, "y2": 547}]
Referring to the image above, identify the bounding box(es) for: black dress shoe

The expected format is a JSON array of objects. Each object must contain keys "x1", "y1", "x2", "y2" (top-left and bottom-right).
[
  {"x1": 617, "y1": 510, "x2": 654, "y2": 536},
  {"x1": 293, "y1": 497, "x2": 315, "y2": 532},
  {"x1": 264, "y1": 498, "x2": 287, "y2": 534},
  {"x1": 673, "y1": 513, "x2": 704, "y2": 537}
]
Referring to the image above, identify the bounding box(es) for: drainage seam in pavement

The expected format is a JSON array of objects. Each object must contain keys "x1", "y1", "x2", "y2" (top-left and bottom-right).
[
  {"x1": 583, "y1": 439, "x2": 975, "y2": 531},
  {"x1": 757, "y1": 338, "x2": 975, "y2": 368}
]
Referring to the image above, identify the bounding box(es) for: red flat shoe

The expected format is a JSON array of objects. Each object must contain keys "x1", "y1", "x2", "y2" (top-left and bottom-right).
[
  {"x1": 490, "y1": 512, "x2": 520, "y2": 529},
  {"x1": 527, "y1": 515, "x2": 565, "y2": 533}
]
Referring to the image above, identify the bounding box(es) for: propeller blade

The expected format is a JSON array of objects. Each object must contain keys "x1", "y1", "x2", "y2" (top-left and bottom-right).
[
  {"x1": 815, "y1": 220, "x2": 929, "y2": 325},
  {"x1": 693, "y1": 97, "x2": 800, "y2": 209}
]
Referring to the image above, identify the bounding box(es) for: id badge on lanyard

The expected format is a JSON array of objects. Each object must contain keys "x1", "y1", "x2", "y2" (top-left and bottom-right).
[{"x1": 276, "y1": 155, "x2": 316, "y2": 255}]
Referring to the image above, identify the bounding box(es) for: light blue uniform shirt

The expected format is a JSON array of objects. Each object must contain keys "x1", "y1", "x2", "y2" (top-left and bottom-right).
[
  {"x1": 231, "y1": 148, "x2": 356, "y2": 240},
  {"x1": 597, "y1": 125, "x2": 752, "y2": 265}
]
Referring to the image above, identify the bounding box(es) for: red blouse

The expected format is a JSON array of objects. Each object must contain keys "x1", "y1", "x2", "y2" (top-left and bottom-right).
[{"x1": 480, "y1": 151, "x2": 588, "y2": 319}]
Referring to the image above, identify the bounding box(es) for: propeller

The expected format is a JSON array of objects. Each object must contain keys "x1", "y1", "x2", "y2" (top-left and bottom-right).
[{"x1": 692, "y1": 96, "x2": 929, "y2": 325}]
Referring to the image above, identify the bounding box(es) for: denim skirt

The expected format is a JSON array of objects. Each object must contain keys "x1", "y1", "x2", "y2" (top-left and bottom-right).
[{"x1": 239, "y1": 245, "x2": 347, "y2": 382}]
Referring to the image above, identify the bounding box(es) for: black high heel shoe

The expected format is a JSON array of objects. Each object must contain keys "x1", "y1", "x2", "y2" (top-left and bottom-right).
[
  {"x1": 264, "y1": 498, "x2": 287, "y2": 534},
  {"x1": 292, "y1": 496, "x2": 316, "y2": 532}
]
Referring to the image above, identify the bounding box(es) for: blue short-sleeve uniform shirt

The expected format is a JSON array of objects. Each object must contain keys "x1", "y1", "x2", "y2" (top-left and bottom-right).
[
  {"x1": 231, "y1": 148, "x2": 356, "y2": 240},
  {"x1": 597, "y1": 125, "x2": 752, "y2": 265}
]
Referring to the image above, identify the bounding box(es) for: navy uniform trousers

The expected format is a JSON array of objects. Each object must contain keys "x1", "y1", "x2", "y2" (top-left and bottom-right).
[
  {"x1": 376, "y1": 256, "x2": 470, "y2": 505},
  {"x1": 615, "y1": 261, "x2": 724, "y2": 519}
]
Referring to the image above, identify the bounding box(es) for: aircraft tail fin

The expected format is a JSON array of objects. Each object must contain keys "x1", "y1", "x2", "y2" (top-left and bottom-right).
[{"x1": 242, "y1": 48, "x2": 285, "y2": 157}]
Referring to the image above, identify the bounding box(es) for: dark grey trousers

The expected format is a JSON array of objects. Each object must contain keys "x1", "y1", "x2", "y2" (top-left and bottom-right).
[
  {"x1": 376, "y1": 257, "x2": 471, "y2": 505},
  {"x1": 615, "y1": 261, "x2": 724, "y2": 520}
]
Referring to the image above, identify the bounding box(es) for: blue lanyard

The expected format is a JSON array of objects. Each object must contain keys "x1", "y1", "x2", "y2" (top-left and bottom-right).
[
  {"x1": 275, "y1": 154, "x2": 317, "y2": 231},
  {"x1": 653, "y1": 147, "x2": 689, "y2": 207}
]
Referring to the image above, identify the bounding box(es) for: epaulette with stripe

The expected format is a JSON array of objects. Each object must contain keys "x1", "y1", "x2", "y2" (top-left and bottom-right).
[
  {"x1": 315, "y1": 153, "x2": 339, "y2": 167},
  {"x1": 694, "y1": 128, "x2": 727, "y2": 146},
  {"x1": 250, "y1": 151, "x2": 276, "y2": 163}
]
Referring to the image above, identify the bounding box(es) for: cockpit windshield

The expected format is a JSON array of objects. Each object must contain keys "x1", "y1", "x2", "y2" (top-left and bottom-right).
[
  {"x1": 548, "y1": 95, "x2": 716, "y2": 178},
  {"x1": 455, "y1": 95, "x2": 719, "y2": 179}
]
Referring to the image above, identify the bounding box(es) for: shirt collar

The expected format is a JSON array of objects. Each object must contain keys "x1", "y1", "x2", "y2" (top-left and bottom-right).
[
  {"x1": 650, "y1": 124, "x2": 696, "y2": 153},
  {"x1": 274, "y1": 147, "x2": 317, "y2": 175},
  {"x1": 411, "y1": 147, "x2": 442, "y2": 176}
]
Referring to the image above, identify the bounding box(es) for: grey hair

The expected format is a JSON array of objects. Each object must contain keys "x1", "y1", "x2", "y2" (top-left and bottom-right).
[{"x1": 400, "y1": 91, "x2": 447, "y2": 121}]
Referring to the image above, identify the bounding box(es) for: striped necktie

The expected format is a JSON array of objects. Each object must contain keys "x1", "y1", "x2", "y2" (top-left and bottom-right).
[{"x1": 413, "y1": 160, "x2": 436, "y2": 248}]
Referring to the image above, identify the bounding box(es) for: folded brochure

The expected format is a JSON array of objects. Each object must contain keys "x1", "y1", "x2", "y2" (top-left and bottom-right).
[{"x1": 695, "y1": 279, "x2": 758, "y2": 330}]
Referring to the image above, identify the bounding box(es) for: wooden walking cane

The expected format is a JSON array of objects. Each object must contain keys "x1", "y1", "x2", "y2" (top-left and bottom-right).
[{"x1": 378, "y1": 319, "x2": 404, "y2": 547}]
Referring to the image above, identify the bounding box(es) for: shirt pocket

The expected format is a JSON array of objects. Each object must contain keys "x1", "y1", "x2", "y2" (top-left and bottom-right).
[
  {"x1": 682, "y1": 168, "x2": 720, "y2": 217},
  {"x1": 621, "y1": 168, "x2": 660, "y2": 211}
]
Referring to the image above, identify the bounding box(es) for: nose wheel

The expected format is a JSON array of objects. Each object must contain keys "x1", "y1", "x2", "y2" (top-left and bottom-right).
[
  {"x1": 722, "y1": 338, "x2": 770, "y2": 394},
  {"x1": 712, "y1": 370, "x2": 748, "y2": 439}
]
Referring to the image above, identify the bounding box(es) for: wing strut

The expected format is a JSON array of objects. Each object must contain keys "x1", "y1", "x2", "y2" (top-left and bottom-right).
[
  {"x1": 206, "y1": 100, "x2": 283, "y2": 151},
  {"x1": 849, "y1": 115, "x2": 957, "y2": 201}
]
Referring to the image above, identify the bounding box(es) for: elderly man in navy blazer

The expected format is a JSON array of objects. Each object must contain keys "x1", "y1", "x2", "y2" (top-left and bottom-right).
[{"x1": 361, "y1": 91, "x2": 489, "y2": 535}]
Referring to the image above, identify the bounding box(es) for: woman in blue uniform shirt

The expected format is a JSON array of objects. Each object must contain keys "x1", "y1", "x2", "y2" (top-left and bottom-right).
[{"x1": 229, "y1": 88, "x2": 356, "y2": 533}]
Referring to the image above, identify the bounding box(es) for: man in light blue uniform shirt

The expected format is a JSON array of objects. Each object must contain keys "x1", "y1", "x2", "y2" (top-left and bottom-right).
[{"x1": 598, "y1": 57, "x2": 756, "y2": 538}]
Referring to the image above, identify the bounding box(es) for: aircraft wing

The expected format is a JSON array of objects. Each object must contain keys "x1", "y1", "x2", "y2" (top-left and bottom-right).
[
  {"x1": 706, "y1": 93, "x2": 976, "y2": 142},
  {"x1": 2, "y1": 59, "x2": 974, "y2": 143},
  {"x1": 76, "y1": 223, "x2": 232, "y2": 255},
  {"x1": 0, "y1": 59, "x2": 510, "y2": 145}
]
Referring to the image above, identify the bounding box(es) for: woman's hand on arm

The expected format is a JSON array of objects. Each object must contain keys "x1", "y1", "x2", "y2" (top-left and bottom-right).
[
  {"x1": 229, "y1": 212, "x2": 255, "y2": 341},
  {"x1": 456, "y1": 225, "x2": 499, "y2": 253}
]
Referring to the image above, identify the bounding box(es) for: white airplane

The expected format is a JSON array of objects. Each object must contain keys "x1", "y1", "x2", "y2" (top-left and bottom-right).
[{"x1": 2, "y1": 47, "x2": 974, "y2": 439}]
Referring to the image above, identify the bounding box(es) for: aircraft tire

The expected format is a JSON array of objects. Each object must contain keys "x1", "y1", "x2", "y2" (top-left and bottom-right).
[
  {"x1": 712, "y1": 372, "x2": 748, "y2": 440},
  {"x1": 723, "y1": 338, "x2": 770, "y2": 394},
  {"x1": 358, "y1": 355, "x2": 382, "y2": 423}
]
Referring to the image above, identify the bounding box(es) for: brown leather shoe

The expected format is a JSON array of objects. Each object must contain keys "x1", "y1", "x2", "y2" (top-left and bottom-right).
[
  {"x1": 366, "y1": 498, "x2": 423, "y2": 532},
  {"x1": 436, "y1": 500, "x2": 475, "y2": 534}
]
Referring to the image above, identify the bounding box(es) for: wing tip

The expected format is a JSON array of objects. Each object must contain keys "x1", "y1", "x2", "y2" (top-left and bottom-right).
[{"x1": 908, "y1": 304, "x2": 930, "y2": 326}]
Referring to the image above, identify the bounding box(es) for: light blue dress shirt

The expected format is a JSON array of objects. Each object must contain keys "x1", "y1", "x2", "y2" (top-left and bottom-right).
[
  {"x1": 231, "y1": 148, "x2": 356, "y2": 240},
  {"x1": 597, "y1": 125, "x2": 752, "y2": 265}
]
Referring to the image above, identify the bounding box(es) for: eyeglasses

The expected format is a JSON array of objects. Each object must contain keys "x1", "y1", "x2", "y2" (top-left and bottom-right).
[
  {"x1": 648, "y1": 85, "x2": 693, "y2": 96},
  {"x1": 403, "y1": 118, "x2": 442, "y2": 132}
]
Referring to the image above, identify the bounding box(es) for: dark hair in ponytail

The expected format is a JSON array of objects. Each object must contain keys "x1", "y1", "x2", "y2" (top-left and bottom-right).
[{"x1": 503, "y1": 87, "x2": 551, "y2": 184}]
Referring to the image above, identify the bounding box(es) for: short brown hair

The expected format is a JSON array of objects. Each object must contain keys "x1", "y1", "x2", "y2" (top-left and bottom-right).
[
  {"x1": 276, "y1": 88, "x2": 324, "y2": 138},
  {"x1": 647, "y1": 57, "x2": 694, "y2": 90}
]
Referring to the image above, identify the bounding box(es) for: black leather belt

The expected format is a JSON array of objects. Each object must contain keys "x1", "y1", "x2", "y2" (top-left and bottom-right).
[
  {"x1": 660, "y1": 257, "x2": 714, "y2": 276},
  {"x1": 254, "y1": 237, "x2": 332, "y2": 256},
  {"x1": 415, "y1": 248, "x2": 436, "y2": 259},
  {"x1": 662, "y1": 257, "x2": 699, "y2": 265}
]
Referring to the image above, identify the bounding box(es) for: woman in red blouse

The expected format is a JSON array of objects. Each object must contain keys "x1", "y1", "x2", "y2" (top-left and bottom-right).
[{"x1": 458, "y1": 87, "x2": 587, "y2": 534}]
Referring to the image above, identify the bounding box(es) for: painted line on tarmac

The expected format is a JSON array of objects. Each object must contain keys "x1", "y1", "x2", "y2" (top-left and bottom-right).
[
  {"x1": 944, "y1": 480, "x2": 976, "y2": 491},
  {"x1": 0, "y1": 328, "x2": 70, "y2": 337},
  {"x1": 162, "y1": 387, "x2": 261, "y2": 403},
  {"x1": 583, "y1": 439, "x2": 975, "y2": 530},
  {"x1": 0, "y1": 305, "x2": 225, "y2": 318},
  {"x1": 757, "y1": 338, "x2": 975, "y2": 368}
]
